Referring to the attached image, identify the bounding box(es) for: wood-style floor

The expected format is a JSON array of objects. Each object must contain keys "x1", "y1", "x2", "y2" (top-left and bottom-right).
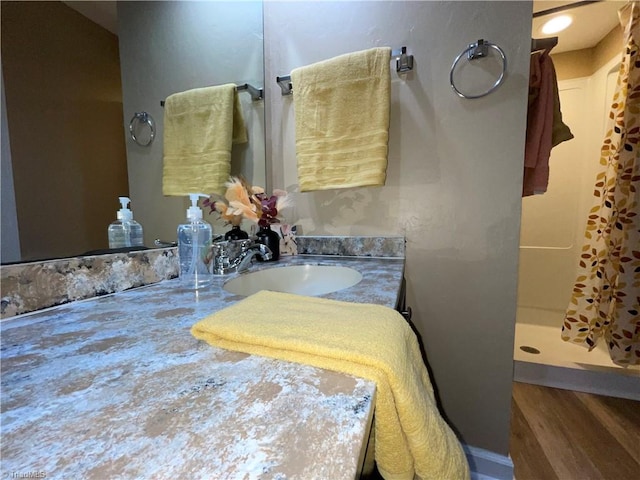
[{"x1": 510, "y1": 382, "x2": 640, "y2": 480}]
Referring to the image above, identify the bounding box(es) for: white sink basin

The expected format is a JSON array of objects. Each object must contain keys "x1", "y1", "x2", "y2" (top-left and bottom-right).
[{"x1": 223, "y1": 264, "x2": 363, "y2": 297}]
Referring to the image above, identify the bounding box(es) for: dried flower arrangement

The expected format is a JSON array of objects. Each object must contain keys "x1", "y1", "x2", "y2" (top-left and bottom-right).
[{"x1": 203, "y1": 177, "x2": 290, "y2": 228}]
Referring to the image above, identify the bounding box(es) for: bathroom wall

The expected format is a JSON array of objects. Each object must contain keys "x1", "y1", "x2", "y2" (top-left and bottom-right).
[
  {"x1": 553, "y1": 25, "x2": 622, "y2": 81},
  {"x1": 118, "y1": 1, "x2": 265, "y2": 245},
  {"x1": 264, "y1": 0, "x2": 531, "y2": 458},
  {"x1": 1, "y1": 1, "x2": 129, "y2": 261}
]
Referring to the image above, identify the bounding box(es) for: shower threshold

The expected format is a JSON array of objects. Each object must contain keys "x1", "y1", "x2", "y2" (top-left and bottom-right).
[{"x1": 513, "y1": 323, "x2": 640, "y2": 401}]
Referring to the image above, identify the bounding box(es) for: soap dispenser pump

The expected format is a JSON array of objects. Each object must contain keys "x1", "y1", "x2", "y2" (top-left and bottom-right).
[
  {"x1": 108, "y1": 196, "x2": 144, "y2": 248},
  {"x1": 177, "y1": 193, "x2": 213, "y2": 289}
]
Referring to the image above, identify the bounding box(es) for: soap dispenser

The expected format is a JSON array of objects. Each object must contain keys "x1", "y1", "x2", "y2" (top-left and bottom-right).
[
  {"x1": 108, "y1": 197, "x2": 144, "y2": 248},
  {"x1": 177, "y1": 194, "x2": 213, "y2": 289}
]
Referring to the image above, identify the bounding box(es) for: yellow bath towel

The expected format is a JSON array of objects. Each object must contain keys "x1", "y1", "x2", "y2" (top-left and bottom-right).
[
  {"x1": 291, "y1": 47, "x2": 391, "y2": 192},
  {"x1": 163, "y1": 84, "x2": 247, "y2": 196},
  {"x1": 191, "y1": 291, "x2": 470, "y2": 480}
]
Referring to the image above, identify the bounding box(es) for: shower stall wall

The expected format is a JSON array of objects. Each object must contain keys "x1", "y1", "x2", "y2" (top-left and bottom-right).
[{"x1": 514, "y1": 54, "x2": 640, "y2": 400}]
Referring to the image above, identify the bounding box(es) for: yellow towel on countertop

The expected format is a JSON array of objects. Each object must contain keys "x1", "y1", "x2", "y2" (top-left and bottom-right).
[
  {"x1": 191, "y1": 291, "x2": 469, "y2": 480},
  {"x1": 291, "y1": 47, "x2": 391, "y2": 192},
  {"x1": 163, "y1": 84, "x2": 247, "y2": 196}
]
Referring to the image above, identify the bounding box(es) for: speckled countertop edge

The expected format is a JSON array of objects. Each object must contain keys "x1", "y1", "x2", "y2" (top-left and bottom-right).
[
  {"x1": 296, "y1": 236, "x2": 405, "y2": 258},
  {"x1": 0, "y1": 248, "x2": 178, "y2": 319},
  {"x1": 1, "y1": 236, "x2": 405, "y2": 319}
]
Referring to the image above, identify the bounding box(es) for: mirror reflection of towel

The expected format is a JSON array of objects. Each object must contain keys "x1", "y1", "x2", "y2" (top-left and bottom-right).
[
  {"x1": 163, "y1": 84, "x2": 247, "y2": 197},
  {"x1": 523, "y1": 51, "x2": 573, "y2": 196},
  {"x1": 291, "y1": 47, "x2": 391, "y2": 192}
]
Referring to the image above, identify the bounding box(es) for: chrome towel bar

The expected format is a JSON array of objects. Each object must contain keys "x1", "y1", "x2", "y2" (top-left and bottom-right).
[
  {"x1": 160, "y1": 82, "x2": 264, "y2": 106},
  {"x1": 276, "y1": 46, "x2": 414, "y2": 96}
]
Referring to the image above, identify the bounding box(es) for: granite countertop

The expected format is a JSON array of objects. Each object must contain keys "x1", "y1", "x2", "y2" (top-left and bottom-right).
[{"x1": 1, "y1": 254, "x2": 405, "y2": 479}]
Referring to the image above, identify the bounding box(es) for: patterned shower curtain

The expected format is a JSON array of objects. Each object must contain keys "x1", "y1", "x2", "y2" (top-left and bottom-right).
[{"x1": 562, "y1": 1, "x2": 640, "y2": 367}]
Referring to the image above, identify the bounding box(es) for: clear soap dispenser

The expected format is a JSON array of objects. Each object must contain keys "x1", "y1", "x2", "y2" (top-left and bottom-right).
[
  {"x1": 108, "y1": 196, "x2": 144, "y2": 248},
  {"x1": 177, "y1": 193, "x2": 213, "y2": 289}
]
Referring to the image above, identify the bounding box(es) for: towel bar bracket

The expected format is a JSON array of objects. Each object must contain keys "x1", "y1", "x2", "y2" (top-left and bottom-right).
[
  {"x1": 392, "y1": 46, "x2": 414, "y2": 73},
  {"x1": 236, "y1": 83, "x2": 264, "y2": 101},
  {"x1": 467, "y1": 39, "x2": 490, "y2": 60},
  {"x1": 277, "y1": 76, "x2": 293, "y2": 96}
]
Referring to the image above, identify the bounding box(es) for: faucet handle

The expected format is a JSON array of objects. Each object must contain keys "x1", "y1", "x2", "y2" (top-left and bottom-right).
[
  {"x1": 212, "y1": 239, "x2": 257, "y2": 275},
  {"x1": 212, "y1": 241, "x2": 228, "y2": 254},
  {"x1": 255, "y1": 243, "x2": 273, "y2": 261}
]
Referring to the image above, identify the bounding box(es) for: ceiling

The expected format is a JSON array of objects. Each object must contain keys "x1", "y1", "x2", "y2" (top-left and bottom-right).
[
  {"x1": 532, "y1": 1, "x2": 626, "y2": 54},
  {"x1": 66, "y1": 1, "x2": 626, "y2": 53}
]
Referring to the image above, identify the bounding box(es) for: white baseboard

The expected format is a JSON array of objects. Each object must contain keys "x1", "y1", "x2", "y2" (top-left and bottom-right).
[{"x1": 463, "y1": 444, "x2": 514, "y2": 480}]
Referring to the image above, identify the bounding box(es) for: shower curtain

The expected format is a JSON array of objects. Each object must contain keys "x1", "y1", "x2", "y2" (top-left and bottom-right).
[{"x1": 562, "y1": 1, "x2": 640, "y2": 367}]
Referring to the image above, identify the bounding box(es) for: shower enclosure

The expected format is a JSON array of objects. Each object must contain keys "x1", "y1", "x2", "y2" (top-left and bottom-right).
[{"x1": 514, "y1": 51, "x2": 640, "y2": 400}]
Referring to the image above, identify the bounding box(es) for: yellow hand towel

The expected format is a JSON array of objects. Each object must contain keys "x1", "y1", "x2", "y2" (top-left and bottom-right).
[
  {"x1": 191, "y1": 291, "x2": 470, "y2": 480},
  {"x1": 291, "y1": 47, "x2": 391, "y2": 192},
  {"x1": 162, "y1": 84, "x2": 248, "y2": 196}
]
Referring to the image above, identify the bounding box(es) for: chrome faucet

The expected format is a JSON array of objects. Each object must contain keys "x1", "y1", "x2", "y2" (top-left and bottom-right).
[
  {"x1": 235, "y1": 243, "x2": 273, "y2": 273},
  {"x1": 212, "y1": 240, "x2": 272, "y2": 275}
]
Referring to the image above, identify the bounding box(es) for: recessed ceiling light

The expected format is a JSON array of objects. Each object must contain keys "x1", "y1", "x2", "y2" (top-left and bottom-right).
[{"x1": 541, "y1": 15, "x2": 573, "y2": 34}]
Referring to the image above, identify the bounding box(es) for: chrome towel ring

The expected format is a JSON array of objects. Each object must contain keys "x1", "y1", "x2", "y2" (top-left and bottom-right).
[
  {"x1": 450, "y1": 39, "x2": 507, "y2": 99},
  {"x1": 129, "y1": 112, "x2": 156, "y2": 146}
]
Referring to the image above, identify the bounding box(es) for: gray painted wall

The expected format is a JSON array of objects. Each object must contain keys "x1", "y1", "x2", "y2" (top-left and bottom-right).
[{"x1": 264, "y1": 1, "x2": 531, "y2": 455}]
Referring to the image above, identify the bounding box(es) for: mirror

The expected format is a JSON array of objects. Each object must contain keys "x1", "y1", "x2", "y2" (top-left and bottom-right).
[{"x1": 1, "y1": 0, "x2": 265, "y2": 264}]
